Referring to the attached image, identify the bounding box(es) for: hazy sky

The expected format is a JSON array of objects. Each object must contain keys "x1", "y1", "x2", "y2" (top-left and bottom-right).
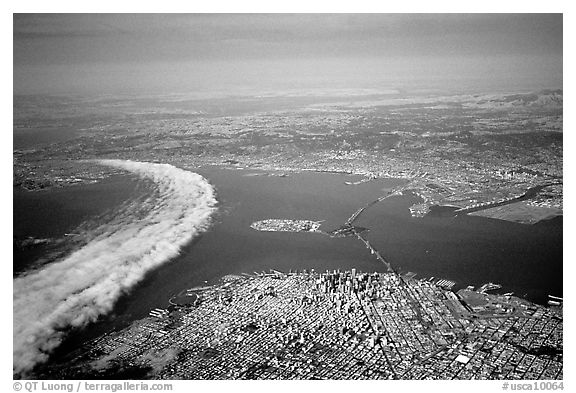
[{"x1": 13, "y1": 14, "x2": 563, "y2": 95}]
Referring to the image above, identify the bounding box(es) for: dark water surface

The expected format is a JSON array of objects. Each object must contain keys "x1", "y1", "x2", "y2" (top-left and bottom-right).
[
  {"x1": 13, "y1": 166, "x2": 562, "y2": 363},
  {"x1": 13, "y1": 175, "x2": 145, "y2": 274}
]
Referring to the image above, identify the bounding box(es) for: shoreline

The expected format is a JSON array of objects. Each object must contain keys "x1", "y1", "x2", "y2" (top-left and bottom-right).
[{"x1": 28, "y1": 269, "x2": 563, "y2": 380}]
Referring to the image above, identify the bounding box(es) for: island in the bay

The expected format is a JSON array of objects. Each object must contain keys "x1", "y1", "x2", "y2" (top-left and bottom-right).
[{"x1": 251, "y1": 219, "x2": 323, "y2": 233}]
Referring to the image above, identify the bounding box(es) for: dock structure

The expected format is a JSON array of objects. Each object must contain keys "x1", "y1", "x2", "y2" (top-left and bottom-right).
[
  {"x1": 436, "y1": 279, "x2": 456, "y2": 290},
  {"x1": 547, "y1": 295, "x2": 563, "y2": 307}
]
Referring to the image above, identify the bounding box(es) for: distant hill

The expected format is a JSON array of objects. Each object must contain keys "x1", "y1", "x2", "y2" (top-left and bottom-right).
[
  {"x1": 498, "y1": 90, "x2": 562, "y2": 108},
  {"x1": 470, "y1": 90, "x2": 562, "y2": 110}
]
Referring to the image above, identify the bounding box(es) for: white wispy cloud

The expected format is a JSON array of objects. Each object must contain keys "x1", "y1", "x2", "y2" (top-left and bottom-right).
[{"x1": 13, "y1": 160, "x2": 217, "y2": 375}]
